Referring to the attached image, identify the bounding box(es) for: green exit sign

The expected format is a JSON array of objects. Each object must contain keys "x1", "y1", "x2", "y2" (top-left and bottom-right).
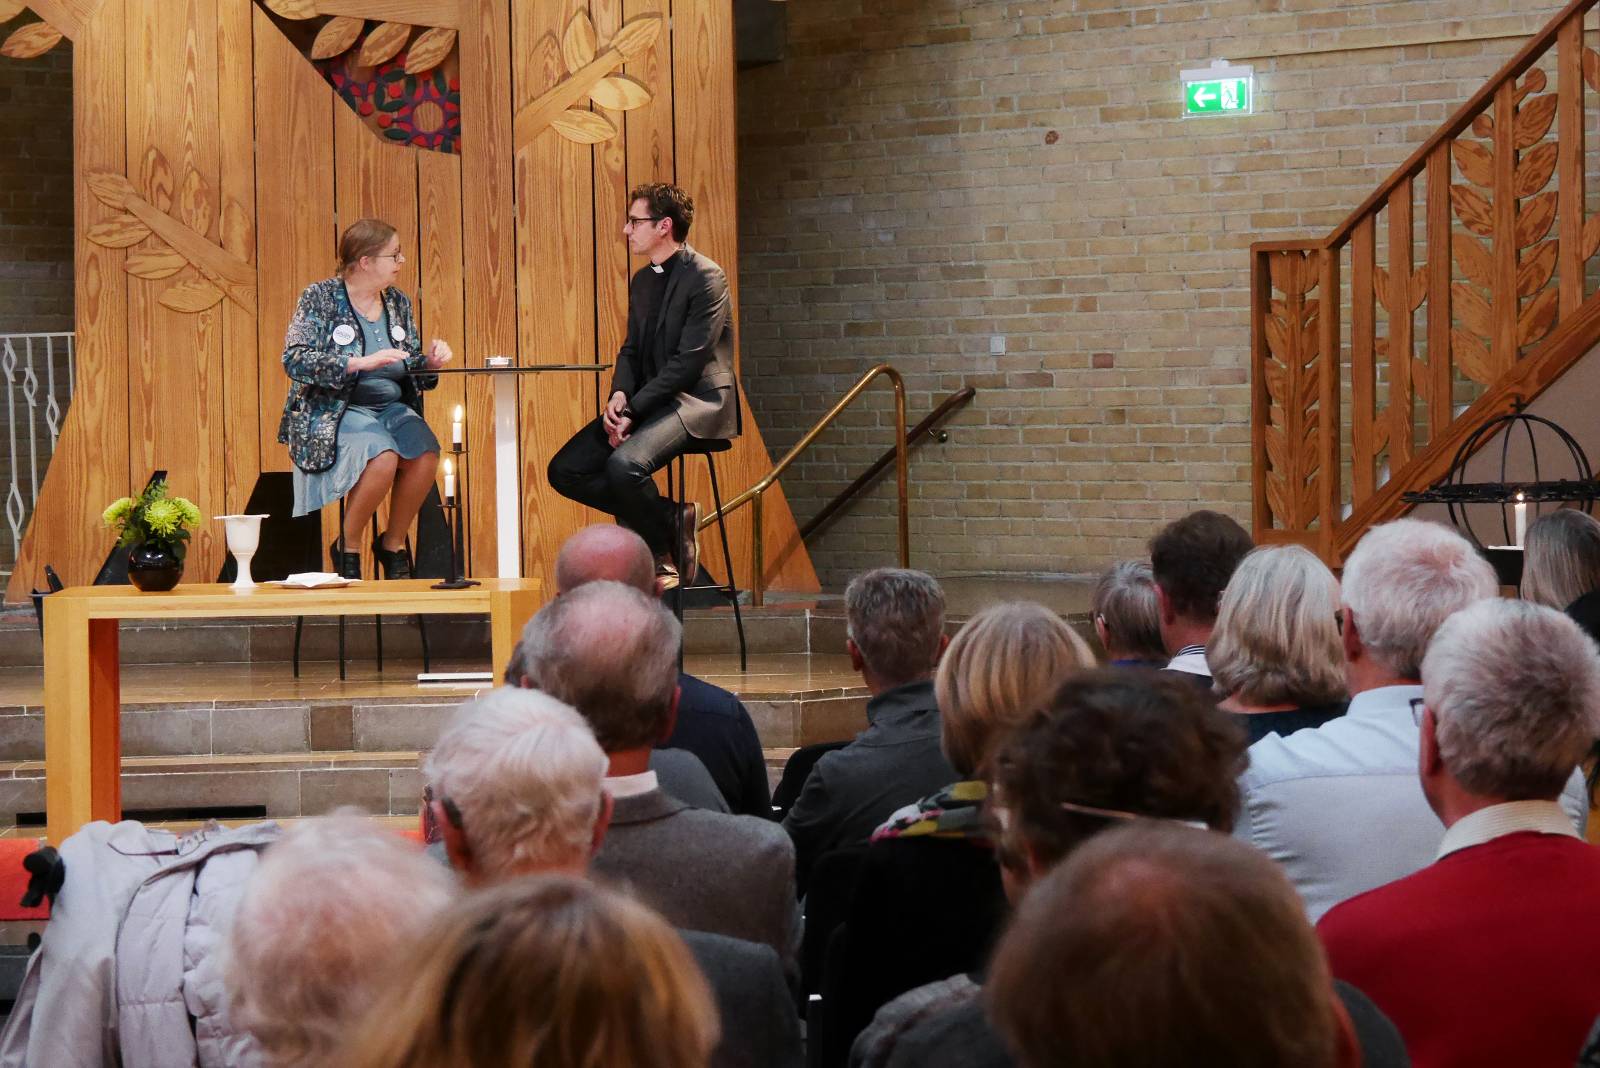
[{"x1": 1181, "y1": 61, "x2": 1255, "y2": 118}]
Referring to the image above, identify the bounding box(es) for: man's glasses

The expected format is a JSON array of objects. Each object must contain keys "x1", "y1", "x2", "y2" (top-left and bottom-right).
[
  {"x1": 624, "y1": 215, "x2": 664, "y2": 228},
  {"x1": 1058, "y1": 799, "x2": 1209, "y2": 830}
]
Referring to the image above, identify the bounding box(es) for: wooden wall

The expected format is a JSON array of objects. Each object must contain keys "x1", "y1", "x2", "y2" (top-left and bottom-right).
[{"x1": 6, "y1": 0, "x2": 818, "y2": 602}]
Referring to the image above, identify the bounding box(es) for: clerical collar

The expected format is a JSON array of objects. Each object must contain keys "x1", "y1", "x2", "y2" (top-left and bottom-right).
[{"x1": 650, "y1": 247, "x2": 685, "y2": 274}]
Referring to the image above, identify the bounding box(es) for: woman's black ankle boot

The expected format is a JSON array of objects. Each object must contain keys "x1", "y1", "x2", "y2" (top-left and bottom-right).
[
  {"x1": 372, "y1": 532, "x2": 412, "y2": 580},
  {"x1": 329, "y1": 538, "x2": 362, "y2": 581}
]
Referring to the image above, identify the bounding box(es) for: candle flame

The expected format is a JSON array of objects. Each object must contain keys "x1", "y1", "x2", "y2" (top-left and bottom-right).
[
  {"x1": 1515, "y1": 491, "x2": 1525, "y2": 502},
  {"x1": 453, "y1": 404, "x2": 463, "y2": 421},
  {"x1": 444, "y1": 457, "x2": 454, "y2": 476}
]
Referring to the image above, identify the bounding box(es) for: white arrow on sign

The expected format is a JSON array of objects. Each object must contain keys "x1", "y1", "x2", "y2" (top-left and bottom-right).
[{"x1": 1192, "y1": 85, "x2": 1216, "y2": 106}]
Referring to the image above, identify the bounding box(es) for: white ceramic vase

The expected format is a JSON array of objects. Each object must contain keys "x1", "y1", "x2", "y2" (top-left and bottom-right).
[{"x1": 215, "y1": 514, "x2": 270, "y2": 590}]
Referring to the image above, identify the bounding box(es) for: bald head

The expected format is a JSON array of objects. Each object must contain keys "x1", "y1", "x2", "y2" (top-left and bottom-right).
[{"x1": 555, "y1": 524, "x2": 655, "y2": 595}]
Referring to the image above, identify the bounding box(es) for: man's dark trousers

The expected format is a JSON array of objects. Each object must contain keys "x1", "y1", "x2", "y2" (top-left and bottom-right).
[{"x1": 547, "y1": 409, "x2": 690, "y2": 556}]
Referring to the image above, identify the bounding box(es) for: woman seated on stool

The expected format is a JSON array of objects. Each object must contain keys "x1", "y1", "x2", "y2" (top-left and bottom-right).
[{"x1": 277, "y1": 218, "x2": 453, "y2": 580}]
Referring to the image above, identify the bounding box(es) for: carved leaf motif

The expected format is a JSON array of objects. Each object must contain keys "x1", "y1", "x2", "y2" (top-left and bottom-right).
[
  {"x1": 1373, "y1": 267, "x2": 1391, "y2": 314},
  {"x1": 550, "y1": 108, "x2": 616, "y2": 143},
  {"x1": 158, "y1": 279, "x2": 225, "y2": 314},
  {"x1": 87, "y1": 173, "x2": 137, "y2": 211},
  {"x1": 124, "y1": 249, "x2": 187, "y2": 280},
  {"x1": 312, "y1": 17, "x2": 364, "y2": 61},
  {"x1": 1451, "y1": 282, "x2": 1493, "y2": 339},
  {"x1": 87, "y1": 215, "x2": 152, "y2": 248},
  {"x1": 262, "y1": 0, "x2": 316, "y2": 18},
  {"x1": 0, "y1": 1, "x2": 27, "y2": 22},
  {"x1": 1517, "y1": 241, "x2": 1557, "y2": 299},
  {"x1": 1409, "y1": 267, "x2": 1428, "y2": 310},
  {"x1": 1452, "y1": 140, "x2": 1494, "y2": 189},
  {"x1": 1514, "y1": 68, "x2": 1547, "y2": 104},
  {"x1": 143, "y1": 147, "x2": 174, "y2": 213},
  {"x1": 611, "y1": 14, "x2": 664, "y2": 61},
  {"x1": 360, "y1": 22, "x2": 411, "y2": 66},
  {"x1": 1471, "y1": 112, "x2": 1495, "y2": 139},
  {"x1": 1514, "y1": 142, "x2": 1558, "y2": 198},
  {"x1": 220, "y1": 197, "x2": 254, "y2": 260},
  {"x1": 1262, "y1": 358, "x2": 1287, "y2": 402},
  {"x1": 1452, "y1": 328, "x2": 1494, "y2": 385},
  {"x1": 178, "y1": 170, "x2": 212, "y2": 235},
  {"x1": 1588, "y1": 48, "x2": 1600, "y2": 94},
  {"x1": 1263, "y1": 315, "x2": 1290, "y2": 360},
  {"x1": 1514, "y1": 94, "x2": 1558, "y2": 150},
  {"x1": 2, "y1": 22, "x2": 63, "y2": 59},
  {"x1": 1269, "y1": 252, "x2": 1315, "y2": 297},
  {"x1": 1518, "y1": 288, "x2": 1558, "y2": 348},
  {"x1": 1517, "y1": 192, "x2": 1557, "y2": 249},
  {"x1": 562, "y1": 11, "x2": 598, "y2": 73},
  {"x1": 404, "y1": 26, "x2": 455, "y2": 74},
  {"x1": 1452, "y1": 233, "x2": 1493, "y2": 289},
  {"x1": 1583, "y1": 214, "x2": 1600, "y2": 261},
  {"x1": 588, "y1": 74, "x2": 652, "y2": 112},
  {"x1": 1450, "y1": 184, "x2": 1495, "y2": 237}
]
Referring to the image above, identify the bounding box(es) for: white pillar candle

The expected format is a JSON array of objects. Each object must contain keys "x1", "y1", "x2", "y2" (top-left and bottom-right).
[
  {"x1": 451, "y1": 404, "x2": 464, "y2": 447},
  {"x1": 444, "y1": 457, "x2": 456, "y2": 505},
  {"x1": 1514, "y1": 494, "x2": 1527, "y2": 548}
]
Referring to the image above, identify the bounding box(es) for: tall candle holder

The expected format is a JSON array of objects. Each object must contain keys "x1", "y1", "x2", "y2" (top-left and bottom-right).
[{"x1": 433, "y1": 440, "x2": 479, "y2": 590}]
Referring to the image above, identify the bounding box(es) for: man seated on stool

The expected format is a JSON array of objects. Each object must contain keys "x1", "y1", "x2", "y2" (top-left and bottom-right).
[
  {"x1": 1318, "y1": 598, "x2": 1600, "y2": 1066},
  {"x1": 425, "y1": 687, "x2": 802, "y2": 1068},
  {"x1": 546, "y1": 182, "x2": 737, "y2": 591},
  {"x1": 511, "y1": 582, "x2": 800, "y2": 980},
  {"x1": 549, "y1": 523, "x2": 772, "y2": 818}
]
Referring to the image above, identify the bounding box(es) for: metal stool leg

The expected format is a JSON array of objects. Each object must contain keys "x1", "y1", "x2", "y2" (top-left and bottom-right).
[
  {"x1": 672, "y1": 452, "x2": 686, "y2": 669},
  {"x1": 292, "y1": 616, "x2": 304, "y2": 679},
  {"x1": 705, "y1": 453, "x2": 747, "y2": 672}
]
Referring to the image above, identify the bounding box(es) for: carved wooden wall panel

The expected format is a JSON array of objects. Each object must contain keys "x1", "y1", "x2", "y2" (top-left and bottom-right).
[{"x1": 4, "y1": 0, "x2": 820, "y2": 602}]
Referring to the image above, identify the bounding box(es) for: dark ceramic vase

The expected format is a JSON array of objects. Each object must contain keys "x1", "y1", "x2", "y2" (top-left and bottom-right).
[{"x1": 127, "y1": 540, "x2": 183, "y2": 592}]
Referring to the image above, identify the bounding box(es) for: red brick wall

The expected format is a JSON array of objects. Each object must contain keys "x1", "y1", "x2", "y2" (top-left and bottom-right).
[{"x1": 0, "y1": 31, "x2": 73, "y2": 335}]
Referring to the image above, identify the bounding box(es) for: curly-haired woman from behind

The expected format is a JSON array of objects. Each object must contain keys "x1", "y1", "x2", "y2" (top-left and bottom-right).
[{"x1": 327, "y1": 874, "x2": 718, "y2": 1068}]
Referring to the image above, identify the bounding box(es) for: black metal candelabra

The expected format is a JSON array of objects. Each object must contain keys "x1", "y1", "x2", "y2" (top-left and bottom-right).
[{"x1": 433, "y1": 437, "x2": 479, "y2": 590}]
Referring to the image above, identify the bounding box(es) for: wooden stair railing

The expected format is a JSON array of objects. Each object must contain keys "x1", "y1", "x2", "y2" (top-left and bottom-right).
[{"x1": 1252, "y1": 0, "x2": 1600, "y2": 563}]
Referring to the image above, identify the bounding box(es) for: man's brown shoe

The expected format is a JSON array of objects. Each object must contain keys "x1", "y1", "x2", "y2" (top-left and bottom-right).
[
  {"x1": 655, "y1": 558, "x2": 681, "y2": 592},
  {"x1": 676, "y1": 502, "x2": 701, "y2": 585}
]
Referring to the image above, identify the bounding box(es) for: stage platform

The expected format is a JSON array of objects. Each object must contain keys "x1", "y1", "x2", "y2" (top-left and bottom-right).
[{"x1": 0, "y1": 575, "x2": 1097, "y2": 832}]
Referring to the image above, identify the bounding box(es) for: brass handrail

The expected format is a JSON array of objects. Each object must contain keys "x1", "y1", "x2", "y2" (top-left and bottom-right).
[{"x1": 703, "y1": 364, "x2": 908, "y2": 606}]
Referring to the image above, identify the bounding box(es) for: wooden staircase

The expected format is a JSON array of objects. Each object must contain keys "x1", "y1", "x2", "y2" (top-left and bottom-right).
[{"x1": 1252, "y1": 0, "x2": 1600, "y2": 563}]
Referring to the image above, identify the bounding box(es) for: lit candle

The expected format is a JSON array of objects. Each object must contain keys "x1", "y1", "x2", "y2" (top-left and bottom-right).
[
  {"x1": 451, "y1": 404, "x2": 464, "y2": 447},
  {"x1": 1514, "y1": 492, "x2": 1527, "y2": 548},
  {"x1": 443, "y1": 457, "x2": 456, "y2": 505}
]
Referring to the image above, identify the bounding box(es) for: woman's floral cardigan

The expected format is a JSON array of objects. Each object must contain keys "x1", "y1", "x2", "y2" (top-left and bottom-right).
[{"x1": 276, "y1": 278, "x2": 439, "y2": 473}]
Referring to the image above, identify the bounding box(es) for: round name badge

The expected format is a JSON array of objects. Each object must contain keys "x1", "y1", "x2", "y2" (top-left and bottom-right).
[
  {"x1": 391, "y1": 324, "x2": 407, "y2": 343},
  {"x1": 331, "y1": 324, "x2": 357, "y2": 346}
]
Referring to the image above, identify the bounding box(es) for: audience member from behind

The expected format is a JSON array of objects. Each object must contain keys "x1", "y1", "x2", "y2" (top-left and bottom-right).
[
  {"x1": 816, "y1": 604, "x2": 1096, "y2": 1066},
  {"x1": 1523, "y1": 508, "x2": 1600, "y2": 645},
  {"x1": 989, "y1": 825, "x2": 1362, "y2": 1068},
  {"x1": 855, "y1": 671, "x2": 1262, "y2": 1068},
  {"x1": 425, "y1": 686, "x2": 802, "y2": 1068},
  {"x1": 552, "y1": 523, "x2": 772, "y2": 817},
  {"x1": 782, "y1": 568, "x2": 956, "y2": 893},
  {"x1": 1208, "y1": 545, "x2": 1348, "y2": 744},
  {"x1": 1090, "y1": 560, "x2": 1167, "y2": 667},
  {"x1": 1319, "y1": 598, "x2": 1600, "y2": 1068},
  {"x1": 514, "y1": 582, "x2": 800, "y2": 976},
  {"x1": 333, "y1": 875, "x2": 719, "y2": 1068},
  {"x1": 225, "y1": 813, "x2": 456, "y2": 1067},
  {"x1": 1236, "y1": 518, "x2": 1590, "y2": 920},
  {"x1": 1148, "y1": 509, "x2": 1254, "y2": 684}
]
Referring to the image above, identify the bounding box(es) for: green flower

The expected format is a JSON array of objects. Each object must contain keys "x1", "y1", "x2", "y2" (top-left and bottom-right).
[
  {"x1": 102, "y1": 497, "x2": 135, "y2": 528},
  {"x1": 174, "y1": 498, "x2": 201, "y2": 530},
  {"x1": 142, "y1": 498, "x2": 183, "y2": 539}
]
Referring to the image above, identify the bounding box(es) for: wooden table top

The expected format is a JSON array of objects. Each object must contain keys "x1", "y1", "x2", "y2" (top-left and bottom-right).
[{"x1": 46, "y1": 578, "x2": 544, "y2": 619}]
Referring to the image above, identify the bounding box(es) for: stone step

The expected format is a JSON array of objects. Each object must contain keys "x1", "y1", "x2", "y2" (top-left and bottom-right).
[
  {"x1": 0, "y1": 745, "x2": 812, "y2": 829},
  {"x1": 0, "y1": 600, "x2": 845, "y2": 669}
]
